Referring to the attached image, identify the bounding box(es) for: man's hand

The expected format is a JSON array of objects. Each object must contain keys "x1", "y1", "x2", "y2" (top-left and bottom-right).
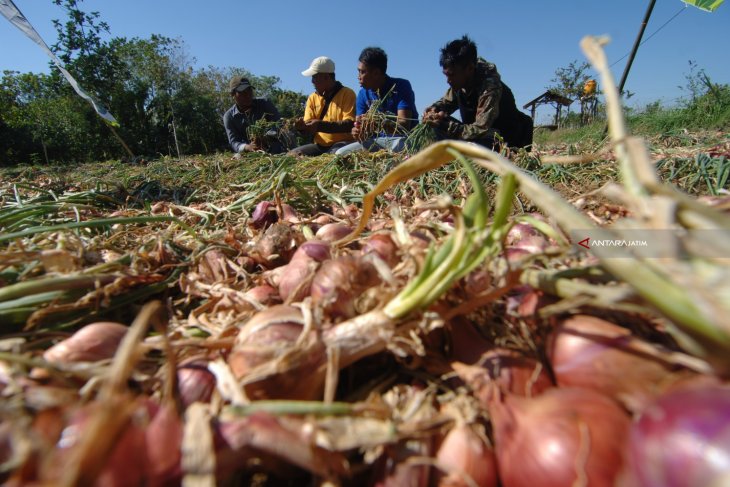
[
  {"x1": 352, "y1": 115, "x2": 369, "y2": 141},
  {"x1": 422, "y1": 109, "x2": 447, "y2": 127},
  {"x1": 239, "y1": 141, "x2": 261, "y2": 153},
  {"x1": 295, "y1": 118, "x2": 320, "y2": 135}
]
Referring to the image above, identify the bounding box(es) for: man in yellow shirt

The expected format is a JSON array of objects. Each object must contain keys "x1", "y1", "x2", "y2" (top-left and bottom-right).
[{"x1": 289, "y1": 56, "x2": 356, "y2": 156}]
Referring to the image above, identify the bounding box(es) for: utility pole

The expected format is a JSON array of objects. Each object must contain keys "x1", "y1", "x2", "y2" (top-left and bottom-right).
[
  {"x1": 618, "y1": 0, "x2": 657, "y2": 96},
  {"x1": 603, "y1": 0, "x2": 657, "y2": 135}
]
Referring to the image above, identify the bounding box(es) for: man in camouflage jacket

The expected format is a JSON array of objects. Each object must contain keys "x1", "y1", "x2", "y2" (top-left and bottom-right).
[{"x1": 423, "y1": 35, "x2": 533, "y2": 150}]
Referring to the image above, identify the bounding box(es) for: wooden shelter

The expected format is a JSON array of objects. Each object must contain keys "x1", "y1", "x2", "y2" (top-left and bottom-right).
[{"x1": 523, "y1": 91, "x2": 573, "y2": 129}]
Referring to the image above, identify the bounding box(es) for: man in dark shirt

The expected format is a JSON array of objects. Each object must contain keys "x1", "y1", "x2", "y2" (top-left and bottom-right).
[
  {"x1": 423, "y1": 36, "x2": 533, "y2": 151},
  {"x1": 222, "y1": 76, "x2": 284, "y2": 155}
]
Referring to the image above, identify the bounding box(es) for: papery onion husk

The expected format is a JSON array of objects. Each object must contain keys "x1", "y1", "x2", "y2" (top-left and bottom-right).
[
  {"x1": 371, "y1": 438, "x2": 433, "y2": 487},
  {"x1": 506, "y1": 221, "x2": 542, "y2": 245},
  {"x1": 453, "y1": 348, "x2": 553, "y2": 400},
  {"x1": 547, "y1": 314, "x2": 693, "y2": 412},
  {"x1": 619, "y1": 384, "x2": 730, "y2": 487},
  {"x1": 310, "y1": 255, "x2": 379, "y2": 319},
  {"x1": 434, "y1": 424, "x2": 498, "y2": 487},
  {"x1": 490, "y1": 387, "x2": 630, "y2": 487},
  {"x1": 215, "y1": 412, "x2": 347, "y2": 481},
  {"x1": 253, "y1": 223, "x2": 299, "y2": 268},
  {"x1": 43, "y1": 322, "x2": 128, "y2": 364}
]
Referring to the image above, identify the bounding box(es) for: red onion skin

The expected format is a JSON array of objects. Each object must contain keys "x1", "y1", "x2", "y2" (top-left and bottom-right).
[
  {"x1": 310, "y1": 256, "x2": 379, "y2": 319},
  {"x1": 144, "y1": 403, "x2": 183, "y2": 486},
  {"x1": 228, "y1": 305, "x2": 327, "y2": 400},
  {"x1": 619, "y1": 385, "x2": 730, "y2": 487},
  {"x1": 506, "y1": 221, "x2": 541, "y2": 245},
  {"x1": 290, "y1": 240, "x2": 331, "y2": 264},
  {"x1": 269, "y1": 241, "x2": 330, "y2": 301},
  {"x1": 43, "y1": 401, "x2": 151, "y2": 486},
  {"x1": 434, "y1": 424, "x2": 498, "y2": 487},
  {"x1": 490, "y1": 387, "x2": 631, "y2": 487},
  {"x1": 315, "y1": 223, "x2": 353, "y2": 242},
  {"x1": 229, "y1": 321, "x2": 304, "y2": 379},
  {"x1": 177, "y1": 361, "x2": 216, "y2": 407},
  {"x1": 276, "y1": 258, "x2": 315, "y2": 302},
  {"x1": 243, "y1": 284, "x2": 279, "y2": 306},
  {"x1": 547, "y1": 315, "x2": 686, "y2": 412},
  {"x1": 43, "y1": 322, "x2": 128, "y2": 364},
  {"x1": 280, "y1": 203, "x2": 299, "y2": 223},
  {"x1": 250, "y1": 201, "x2": 277, "y2": 229},
  {"x1": 361, "y1": 233, "x2": 399, "y2": 267}
]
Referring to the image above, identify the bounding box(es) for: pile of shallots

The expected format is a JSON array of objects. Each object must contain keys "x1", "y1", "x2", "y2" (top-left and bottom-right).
[{"x1": 1, "y1": 199, "x2": 728, "y2": 487}]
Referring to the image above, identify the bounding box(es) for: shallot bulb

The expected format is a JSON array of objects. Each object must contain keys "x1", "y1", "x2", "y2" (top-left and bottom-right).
[
  {"x1": 619, "y1": 384, "x2": 730, "y2": 487},
  {"x1": 144, "y1": 402, "x2": 183, "y2": 484},
  {"x1": 43, "y1": 322, "x2": 128, "y2": 364},
  {"x1": 253, "y1": 223, "x2": 299, "y2": 268},
  {"x1": 434, "y1": 424, "x2": 498, "y2": 487},
  {"x1": 490, "y1": 387, "x2": 630, "y2": 487},
  {"x1": 280, "y1": 203, "x2": 299, "y2": 223},
  {"x1": 290, "y1": 240, "x2": 331, "y2": 264},
  {"x1": 315, "y1": 223, "x2": 353, "y2": 242},
  {"x1": 249, "y1": 200, "x2": 277, "y2": 229},
  {"x1": 243, "y1": 284, "x2": 279, "y2": 307},
  {"x1": 227, "y1": 305, "x2": 326, "y2": 400},
  {"x1": 177, "y1": 360, "x2": 216, "y2": 407},
  {"x1": 272, "y1": 240, "x2": 331, "y2": 302},
  {"x1": 361, "y1": 233, "x2": 399, "y2": 267},
  {"x1": 310, "y1": 255, "x2": 379, "y2": 319},
  {"x1": 228, "y1": 305, "x2": 305, "y2": 379},
  {"x1": 547, "y1": 315, "x2": 690, "y2": 411}
]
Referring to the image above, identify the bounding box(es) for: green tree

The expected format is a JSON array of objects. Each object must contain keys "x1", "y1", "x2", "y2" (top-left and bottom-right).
[{"x1": 546, "y1": 60, "x2": 592, "y2": 101}]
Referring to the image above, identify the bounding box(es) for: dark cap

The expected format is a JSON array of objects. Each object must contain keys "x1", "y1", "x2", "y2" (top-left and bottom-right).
[{"x1": 229, "y1": 76, "x2": 252, "y2": 93}]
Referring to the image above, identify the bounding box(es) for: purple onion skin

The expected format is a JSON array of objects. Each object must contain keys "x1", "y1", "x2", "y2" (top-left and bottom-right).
[
  {"x1": 621, "y1": 385, "x2": 730, "y2": 487},
  {"x1": 250, "y1": 201, "x2": 278, "y2": 229}
]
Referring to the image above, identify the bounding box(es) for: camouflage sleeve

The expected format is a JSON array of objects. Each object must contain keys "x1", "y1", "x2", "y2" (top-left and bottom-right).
[
  {"x1": 445, "y1": 81, "x2": 502, "y2": 140},
  {"x1": 426, "y1": 88, "x2": 459, "y2": 115}
]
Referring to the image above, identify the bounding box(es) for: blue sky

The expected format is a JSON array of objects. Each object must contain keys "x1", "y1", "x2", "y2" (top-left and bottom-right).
[{"x1": 1, "y1": 0, "x2": 729, "y2": 123}]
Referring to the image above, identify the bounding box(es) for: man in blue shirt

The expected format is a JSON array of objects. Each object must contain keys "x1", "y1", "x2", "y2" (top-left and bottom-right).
[{"x1": 335, "y1": 47, "x2": 417, "y2": 156}]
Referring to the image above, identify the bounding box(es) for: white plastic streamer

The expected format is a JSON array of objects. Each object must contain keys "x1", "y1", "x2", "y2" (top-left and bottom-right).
[{"x1": 0, "y1": 0, "x2": 118, "y2": 125}]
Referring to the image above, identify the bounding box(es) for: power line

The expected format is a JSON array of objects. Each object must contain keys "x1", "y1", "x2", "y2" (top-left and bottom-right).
[{"x1": 610, "y1": 6, "x2": 687, "y2": 68}]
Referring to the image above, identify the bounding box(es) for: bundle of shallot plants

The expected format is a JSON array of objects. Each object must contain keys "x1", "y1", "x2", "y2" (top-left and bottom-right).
[{"x1": 227, "y1": 152, "x2": 519, "y2": 401}]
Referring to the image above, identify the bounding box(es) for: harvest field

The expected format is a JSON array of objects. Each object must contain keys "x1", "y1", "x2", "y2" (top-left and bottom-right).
[{"x1": 1, "y1": 38, "x2": 730, "y2": 486}]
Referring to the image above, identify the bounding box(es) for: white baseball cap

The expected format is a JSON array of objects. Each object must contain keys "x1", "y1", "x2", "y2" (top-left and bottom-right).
[{"x1": 302, "y1": 56, "x2": 335, "y2": 76}]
